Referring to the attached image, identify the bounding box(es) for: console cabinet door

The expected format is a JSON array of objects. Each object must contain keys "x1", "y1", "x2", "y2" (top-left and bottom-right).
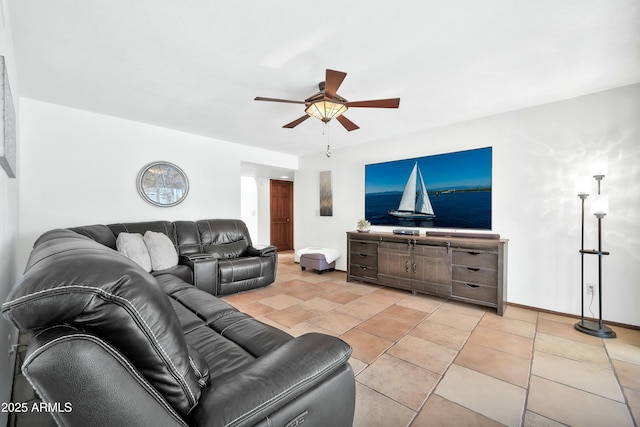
[
  {"x1": 377, "y1": 241, "x2": 412, "y2": 289},
  {"x1": 412, "y1": 245, "x2": 452, "y2": 297}
]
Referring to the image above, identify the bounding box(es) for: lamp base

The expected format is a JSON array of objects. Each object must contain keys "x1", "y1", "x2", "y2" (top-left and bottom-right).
[{"x1": 574, "y1": 320, "x2": 616, "y2": 339}]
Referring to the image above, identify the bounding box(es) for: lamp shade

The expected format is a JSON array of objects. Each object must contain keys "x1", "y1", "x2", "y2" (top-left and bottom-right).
[
  {"x1": 591, "y1": 158, "x2": 608, "y2": 178},
  {"x1": 305, "y1": 100, "x2": 348, "y2": 123},
  {"x1": 575, "y1": 177, "x2": 591, "y2": 196},
  {"x1": 591, "y1": 195, "x2": 609, "y2": 216}
]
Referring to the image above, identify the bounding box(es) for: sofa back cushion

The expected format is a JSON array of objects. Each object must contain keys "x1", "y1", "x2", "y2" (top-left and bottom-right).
[
  {"x1": 197, "y1": 219, "x2": 251, "y2": 259},
  {"x1": 173, "y1": 220, "x2": 202, "y2": 256},
  {"x1": 1, "y1": 229, "x2": 203, "y2": 416},
  {"x1": 109, "y1": 221, "x2": 177, "y2": 247},
  {"x1": 68, "y1": 224, "x2": 117, "y2": 249}
]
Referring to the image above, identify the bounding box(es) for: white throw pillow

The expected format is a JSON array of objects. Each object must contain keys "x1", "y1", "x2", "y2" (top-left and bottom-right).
[
  {"x1": 143, "y1": 231, "x2": 179, "y2": 271},
  {"x1": 116, "y1": 233, "x2": 152, "y2": 272}
]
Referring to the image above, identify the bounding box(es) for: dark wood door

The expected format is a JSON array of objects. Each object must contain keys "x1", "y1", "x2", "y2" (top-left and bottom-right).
[{"x1": 270, "y1": 180, "x2": 293, "y2": 250}]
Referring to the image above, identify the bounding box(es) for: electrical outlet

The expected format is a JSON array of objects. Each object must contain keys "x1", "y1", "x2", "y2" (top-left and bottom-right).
[{"x1": 587, "y1": 285, "x2": 595, "y2": 295}]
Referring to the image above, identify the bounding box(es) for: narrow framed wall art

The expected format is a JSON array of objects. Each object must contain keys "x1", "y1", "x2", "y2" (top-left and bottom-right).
[
  {"x1": 319, "y1": 170, "x2": 333, "y2": 216},
  {"x1": 0, "y1": 55, "x2": 16, "y2": 178}
]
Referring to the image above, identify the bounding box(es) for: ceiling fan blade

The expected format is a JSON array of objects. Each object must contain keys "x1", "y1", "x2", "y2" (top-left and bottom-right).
[
  {"x1": 336, "y1": 115, "x2": 360, "y2": 132},
  {"x1": 346, "y1": 98, "x2": 401, "y2": 108},
  {"x1": 283, "y1": 115, "x2": 311, "y2": 129},
  {"x1": 255, "y1": 96, "x2": 307, "y2": 105},
  {"x1": 324, "y1": 69, "x2": 347, "y2": 99}
]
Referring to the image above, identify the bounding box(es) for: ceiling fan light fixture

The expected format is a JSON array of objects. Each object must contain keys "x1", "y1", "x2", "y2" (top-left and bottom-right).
[{"x1": 305, "y1": 100, "x2": 348, "y2": 123}]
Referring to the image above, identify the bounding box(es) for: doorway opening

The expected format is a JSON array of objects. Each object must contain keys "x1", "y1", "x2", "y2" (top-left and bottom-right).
[{"x1": 240, "y1": 162, "x2": 295, "y2": 248}]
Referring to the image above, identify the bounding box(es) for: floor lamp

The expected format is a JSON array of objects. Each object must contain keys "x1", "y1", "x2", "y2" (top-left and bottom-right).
[{"x1": 574, "y1": 165, "x2": 616, "y2": 338}]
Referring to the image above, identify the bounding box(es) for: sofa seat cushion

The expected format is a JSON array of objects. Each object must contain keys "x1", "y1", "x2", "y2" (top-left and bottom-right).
[
  {"x1": 0, "y1": 229, "x2": 204, "y2": 416},
  {"x1": 156, "y1": 274, "x2": 293, "y2": 378},
  {"x1": 186, "y1": 326, "x2": 256, "y2": 380},
  {"x1": 218, "y1": 257, "x2": 271, "y2": 284}
]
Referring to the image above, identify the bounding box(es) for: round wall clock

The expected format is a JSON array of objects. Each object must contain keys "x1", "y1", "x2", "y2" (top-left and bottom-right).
[{"x1": 137, "y1": 161, "x2": 189, "y2": 207}]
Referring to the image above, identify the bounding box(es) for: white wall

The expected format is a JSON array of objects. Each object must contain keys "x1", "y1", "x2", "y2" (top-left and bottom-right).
[
  {"x1": 18, "y1": 99, "x2": 297, "y2": 268},
  {"x1": 240, "y1": 176, "x2": 259, "y2": 242},
  {"x1": 294, "y1": 84, "x2": 640, "y2": 326},
  {"x1": 256, "y1": 177, "x2": 272, "y2": 245},
  {"x1": 0, "y1": 2, "x2": 19, "y2": 423}
]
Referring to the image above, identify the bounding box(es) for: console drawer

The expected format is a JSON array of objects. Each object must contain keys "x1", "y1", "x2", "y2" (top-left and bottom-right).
[
  {"x1": 452, "y1": 250, "x2": 498, "y2": 269},
  {"x1": 452, "y1": 281, "x2": 497, "y2": 304},
  {"x1": 350, "y1": 240, "x2": 378, "y2": 255},
  {"x1": 350, "y1": 252, "x2": 378, "y2": 268},
  {"x1": 452, "y1": 265, "x2": 497, "y2": 287},
  {"x1": 350, "y1": 264, "x2": 378, "y2": 280}
]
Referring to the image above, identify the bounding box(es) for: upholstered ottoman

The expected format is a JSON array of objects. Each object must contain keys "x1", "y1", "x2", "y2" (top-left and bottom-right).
[{"x1": 296, "y1": 247, "x2": 340, "y2": 274}]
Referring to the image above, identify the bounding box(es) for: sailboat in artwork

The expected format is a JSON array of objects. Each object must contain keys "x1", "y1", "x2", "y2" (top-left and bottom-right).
[{"x1": 388, "y1": 162, "x2": 436, "y2": 219}]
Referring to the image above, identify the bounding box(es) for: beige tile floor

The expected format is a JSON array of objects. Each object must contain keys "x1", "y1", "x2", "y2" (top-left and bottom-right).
[{"x1": 223, "y1": 252, "x2": 640, "y2": 427}]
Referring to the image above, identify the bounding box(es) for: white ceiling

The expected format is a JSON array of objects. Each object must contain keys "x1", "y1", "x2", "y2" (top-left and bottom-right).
[{"x1": 8, "y1": 0, "x2": 640, "y2": 156}]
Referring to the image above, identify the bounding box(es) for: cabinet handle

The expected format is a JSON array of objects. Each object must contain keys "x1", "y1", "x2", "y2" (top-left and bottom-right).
[
  {"x1": 405, "y1": 261, "x2": 410, "y2": 272},
  {"x1": 465, "y1": 283, "x2": 480, "y2": 288},
  {"x1": 466, "y1": 267, "x2": 480, "y2": 272},
  {"x1": 359, "y1": 266, "x2": 368, "y2": 271},
  {"x1": 413, "y1": 263, "x2": 417, "y2": 273},
  {"x1": 467, "y1": 251, "x2": 481, "y2": 255},
  {"x1": 358, "y1": 253, "x2": 368, "y2": 257}
]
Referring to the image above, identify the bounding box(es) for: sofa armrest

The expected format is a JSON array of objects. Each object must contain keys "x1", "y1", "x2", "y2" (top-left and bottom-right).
[
  {"x1": 246, "y1": 245, "x2": 277, "y2": 257},
  {"x1": 180, "y1": 255, "x2": 219, "y2": 295},
  {"x1": 22, "y1": 326, "x2": 187, "y2": 427},
  {"x1": 180, "y1": 253, "x2": 214, "y2": 261},
  {"x1": 190, "y1": 333, "x2": 354, "y2": 427}
]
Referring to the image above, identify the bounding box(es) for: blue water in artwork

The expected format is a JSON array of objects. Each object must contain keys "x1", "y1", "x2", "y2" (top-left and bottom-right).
[{"x1": 365, "y1": 191, "x2": 491, "y2": 229}]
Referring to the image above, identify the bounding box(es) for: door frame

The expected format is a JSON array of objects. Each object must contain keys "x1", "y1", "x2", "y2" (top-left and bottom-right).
[{"x1": 270, "y1": 179, "x2": 294, "y2": 251}]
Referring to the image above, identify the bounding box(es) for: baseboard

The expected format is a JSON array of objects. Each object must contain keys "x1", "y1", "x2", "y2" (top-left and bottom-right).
[{"x1": 506, "y1": 302, "x2": 640, "y2": 331}]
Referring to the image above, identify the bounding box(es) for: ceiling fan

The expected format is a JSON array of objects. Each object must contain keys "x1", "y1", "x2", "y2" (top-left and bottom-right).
[{"x1": 254, "y1": 69, "x2": 400, "y2": 132}]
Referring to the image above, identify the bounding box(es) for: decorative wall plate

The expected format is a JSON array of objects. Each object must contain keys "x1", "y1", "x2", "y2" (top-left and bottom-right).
[{"x1": 137, "y1": 161, "x2": 189, "y2": 207}]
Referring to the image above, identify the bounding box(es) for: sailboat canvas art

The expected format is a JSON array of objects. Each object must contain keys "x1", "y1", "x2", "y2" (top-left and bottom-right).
[
  {"x1": 388, "y1": 162, "x2": 436, "y2": 219},
  {"x1": 365, "y1": 147, "x2": 492, "y2": 230}
]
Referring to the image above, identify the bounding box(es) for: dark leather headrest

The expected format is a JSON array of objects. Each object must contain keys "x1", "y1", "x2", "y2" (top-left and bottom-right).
[{"x1": 1, "y1": 229, "x2": 203, "y2": 416}]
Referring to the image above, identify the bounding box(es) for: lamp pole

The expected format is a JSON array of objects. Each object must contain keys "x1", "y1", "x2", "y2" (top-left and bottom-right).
[
  {"x1": 579, "y1": 193, "x2": 587, "y2": 322},
  {"x1": 574, "y1": 172, "x2": 615, "y2": 338}
]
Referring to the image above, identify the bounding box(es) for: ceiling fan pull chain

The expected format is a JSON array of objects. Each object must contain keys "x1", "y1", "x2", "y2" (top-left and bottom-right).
[{"x1": 325, "y1": 123, "x2": 331, "y2": 157}]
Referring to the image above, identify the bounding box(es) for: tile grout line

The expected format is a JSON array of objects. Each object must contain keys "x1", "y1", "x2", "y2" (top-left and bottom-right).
[
  {"x1": 519, "y1": 310, "x2": 539, "y2": 426},
  {"x1": 265, "y1": 257, "x2": 640, "y2": 426}
]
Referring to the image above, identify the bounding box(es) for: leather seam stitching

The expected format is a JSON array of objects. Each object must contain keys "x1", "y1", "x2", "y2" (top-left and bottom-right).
[
  {"x1": 224, "y1": 350, "x2": 351, "y2": 427},
  {"x1": 4, "y1": 285, "x2": 197, "y2": 409},
  {"x1": 23, "y1": 333, "x2": 188, "y2": 426}
]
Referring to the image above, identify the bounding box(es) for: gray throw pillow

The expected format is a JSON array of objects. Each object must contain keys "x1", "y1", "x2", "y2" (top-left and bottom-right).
[
  {"x1": 116, "y1": 232, "x2": 152, "y2": 272},
  {"x1": 144, "y1": 231, "x2": 178, "y2": 271}
]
